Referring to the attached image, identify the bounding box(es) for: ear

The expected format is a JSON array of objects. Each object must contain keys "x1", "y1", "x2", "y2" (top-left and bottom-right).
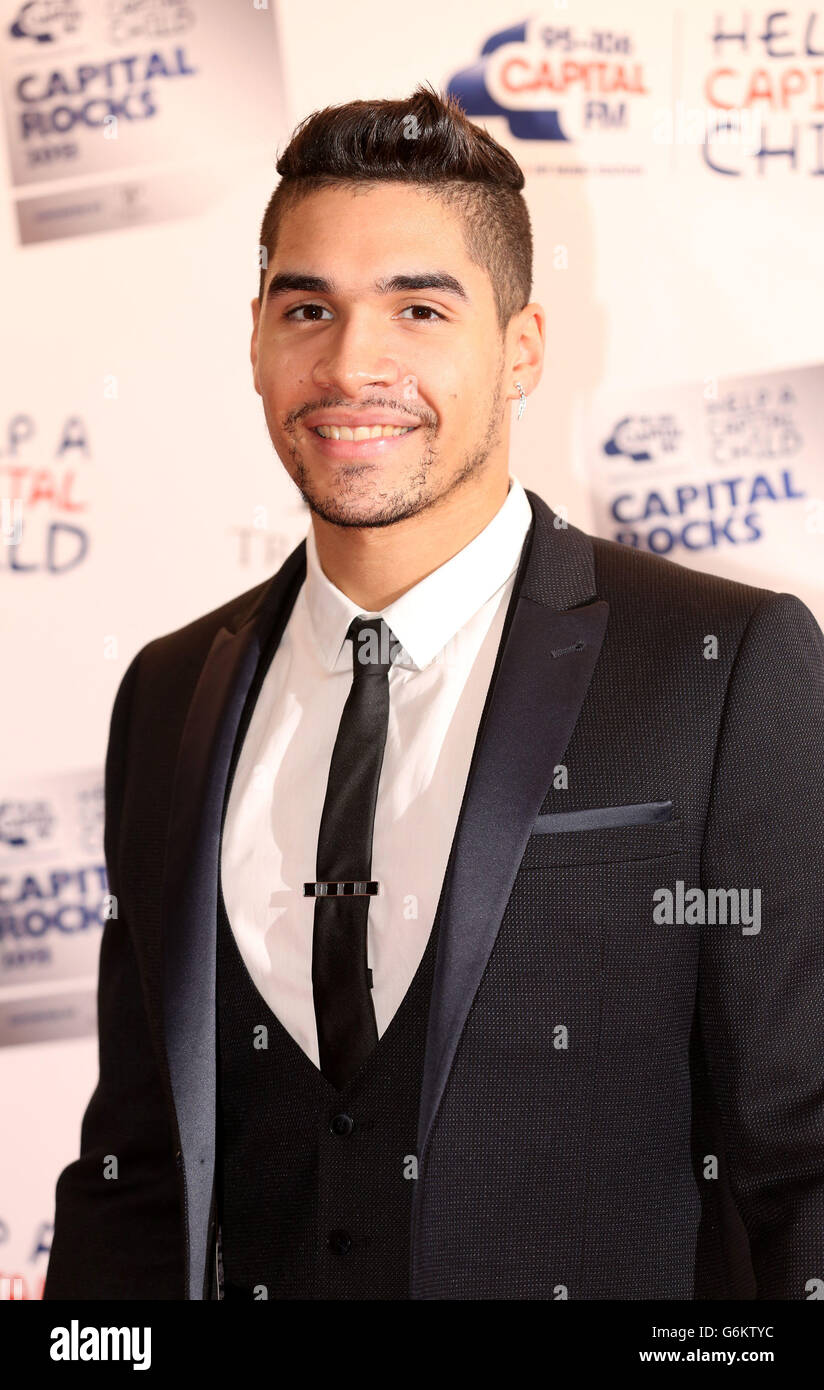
[
  {"x1": 508, "y1": 302, "x2": 546, "y2": 401},
  {"x1": 250, "y1": 297, "x2": 261, "y2": 397}
]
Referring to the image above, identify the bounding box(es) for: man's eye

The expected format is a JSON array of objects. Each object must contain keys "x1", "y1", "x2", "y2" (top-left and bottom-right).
[
  {"x1": 284, "y1": 303, "x2": 332, "y2": 321},
  {"x1": 398, "y1": 305, "x2": 445, "y2": 322}
]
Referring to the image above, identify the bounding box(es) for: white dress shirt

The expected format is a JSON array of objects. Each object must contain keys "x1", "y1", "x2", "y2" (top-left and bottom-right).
[{"x1": 220, "y1": 474, "x2": 534, "y2": 1069}]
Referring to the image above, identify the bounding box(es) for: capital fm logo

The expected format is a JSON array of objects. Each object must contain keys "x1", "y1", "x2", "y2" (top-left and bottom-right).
[
  {"x1": 0, "y1": 799, "x2": 56, "y2": 849},
  {"x1": 603, "y1": 414, "x2": 682, "y2": 463},
  {"x1": 9, "y1": 2, "x2": 81, "y2": 44},
  {"x1": 446, "y1": 14, "x2": 649, "y2": 142}
]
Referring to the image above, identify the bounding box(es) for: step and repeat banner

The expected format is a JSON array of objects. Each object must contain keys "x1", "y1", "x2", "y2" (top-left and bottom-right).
[{"x1": 1, "y1": 0, "x2": 822, "y2": 1297}]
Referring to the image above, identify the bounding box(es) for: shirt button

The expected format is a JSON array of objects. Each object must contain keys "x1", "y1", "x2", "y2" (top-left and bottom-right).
[
  {"x1": 328, "y1": 1229, "x2": 352, "y2": 1255},
  {"x1": 330, "y1": 1112, "x2": 354, "y2": 1137}
]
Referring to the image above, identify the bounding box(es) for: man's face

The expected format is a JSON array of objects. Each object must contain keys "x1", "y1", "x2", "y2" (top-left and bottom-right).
[{"x1": 250, "y1": 182, "x2": 521, "y2": 528}]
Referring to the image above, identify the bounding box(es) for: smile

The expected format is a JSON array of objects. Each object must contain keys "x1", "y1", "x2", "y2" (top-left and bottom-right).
[
  {"x1": 303, "y1": 420, "x2": 422, "y2": 462},
  {"x1": 313, "y1": 424, "x2": 418, "y2": 439}
]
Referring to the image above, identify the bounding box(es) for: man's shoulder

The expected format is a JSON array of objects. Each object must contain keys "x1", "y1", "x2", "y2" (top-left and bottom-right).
[
  {"x1": 143, "y1": 576, "x2": 268, "y2": 662},
  {"x1": 578, "y1": 527, "x2": 824, "y2": 673},
  {"x1": 528, "y1": 489, "x2": 788, "y2": 627},
  {"x1": 133, "y1": 543, "x2": 305, "y2": 687},
  {"x1": 586, "y1": 527, "x2": 775, "y2": 622}
]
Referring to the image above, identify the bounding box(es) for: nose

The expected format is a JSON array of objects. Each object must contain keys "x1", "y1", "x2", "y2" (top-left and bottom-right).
[{"x1": 311, "y1": 310, "x2": 401, "y2": 396}]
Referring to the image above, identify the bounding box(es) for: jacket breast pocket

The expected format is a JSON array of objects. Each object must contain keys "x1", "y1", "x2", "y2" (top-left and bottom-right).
[{"x1": 520, "y1": 800, "x2": 684, "y2": 868}]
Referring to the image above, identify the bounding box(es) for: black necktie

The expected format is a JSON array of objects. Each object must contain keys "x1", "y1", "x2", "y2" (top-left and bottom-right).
[{"x1": 308, "y1": 615, "x2": 400, "y2": 1088}]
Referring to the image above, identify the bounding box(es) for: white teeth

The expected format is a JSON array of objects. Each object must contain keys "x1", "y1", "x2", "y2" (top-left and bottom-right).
[{"x1": 314, "y1": 424, "x2": 416, "y2": 440}]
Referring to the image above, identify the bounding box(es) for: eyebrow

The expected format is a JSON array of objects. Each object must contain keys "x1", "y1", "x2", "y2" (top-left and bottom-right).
[{"x1": 265, "y1": 271, "x2": 470, "y2": 303}]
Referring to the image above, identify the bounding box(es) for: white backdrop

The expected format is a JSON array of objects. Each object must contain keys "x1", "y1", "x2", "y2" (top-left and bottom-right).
[{"x1": 1, "y1": 0, "x2": 822, "y2": 1297}]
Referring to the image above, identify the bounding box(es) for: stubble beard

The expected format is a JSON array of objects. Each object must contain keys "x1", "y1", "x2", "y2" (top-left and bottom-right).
[{"x1": 281, "y1": 376, "x2": 506, "y2": 530}]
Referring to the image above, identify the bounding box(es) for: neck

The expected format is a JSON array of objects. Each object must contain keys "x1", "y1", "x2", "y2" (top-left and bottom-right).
[{"x1": 310, "y1": 472, "x2": 511, "y2": 611}]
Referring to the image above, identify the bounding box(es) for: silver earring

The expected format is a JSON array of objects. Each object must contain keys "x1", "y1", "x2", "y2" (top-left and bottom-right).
[{"x1": 515, "y1": 382, "x2": 526, "y2": 421}]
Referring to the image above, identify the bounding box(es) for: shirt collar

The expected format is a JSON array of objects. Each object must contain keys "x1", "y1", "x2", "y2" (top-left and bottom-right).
[{"x1": 304, "y1": 475, "x2": 533, "y2": 672}]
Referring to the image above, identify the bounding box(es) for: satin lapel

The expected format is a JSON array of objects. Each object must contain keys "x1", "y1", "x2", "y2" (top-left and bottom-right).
[
  {"x1": 161, "y1": 543, "x2": 306, "y2": 1300},
  {"x1": 415, "y1": 493, "x2": 609, "y2": 1169}
]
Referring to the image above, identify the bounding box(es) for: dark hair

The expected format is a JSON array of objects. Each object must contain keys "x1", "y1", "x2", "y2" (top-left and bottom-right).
[{"x1": 257, "y1": 82, "x2": 532, "y2": 335}]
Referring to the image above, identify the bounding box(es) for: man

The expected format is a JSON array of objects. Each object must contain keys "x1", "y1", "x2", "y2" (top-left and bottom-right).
[{"x1": 45, "y1": 85, "x2": 824, "y2": 1301}]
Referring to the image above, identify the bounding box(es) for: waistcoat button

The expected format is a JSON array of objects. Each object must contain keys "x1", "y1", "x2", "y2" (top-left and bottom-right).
[
  {"x1": 328, "y1": 1229, "x2": 352, "y2": 1255},
  {"x1": 330, "y1": 1112, "x2": 354, "y2": 1136}
]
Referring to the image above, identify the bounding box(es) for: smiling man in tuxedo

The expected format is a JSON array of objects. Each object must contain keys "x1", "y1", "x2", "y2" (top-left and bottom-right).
[{"x1": 45, "y1": 84, "x2": 824, "y2": 1302}]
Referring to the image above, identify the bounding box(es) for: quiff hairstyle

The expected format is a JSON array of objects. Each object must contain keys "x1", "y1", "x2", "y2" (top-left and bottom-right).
[{"x1": 257, "y1": 82, "x2": 533, "y2": 335}]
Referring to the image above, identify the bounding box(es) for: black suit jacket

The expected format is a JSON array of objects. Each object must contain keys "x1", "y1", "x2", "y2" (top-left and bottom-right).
[{"x1": 43, "y1": 489, "x2": 824, "y2": 1300}]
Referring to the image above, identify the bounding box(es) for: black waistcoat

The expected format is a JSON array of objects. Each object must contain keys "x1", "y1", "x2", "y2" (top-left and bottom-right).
[
  {"x1": 215, "y1": 884, "x2": 439, "y2": 1300},
  {"x1": 214, "y1": 600, "x2": 441, "y2": 1301}
]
